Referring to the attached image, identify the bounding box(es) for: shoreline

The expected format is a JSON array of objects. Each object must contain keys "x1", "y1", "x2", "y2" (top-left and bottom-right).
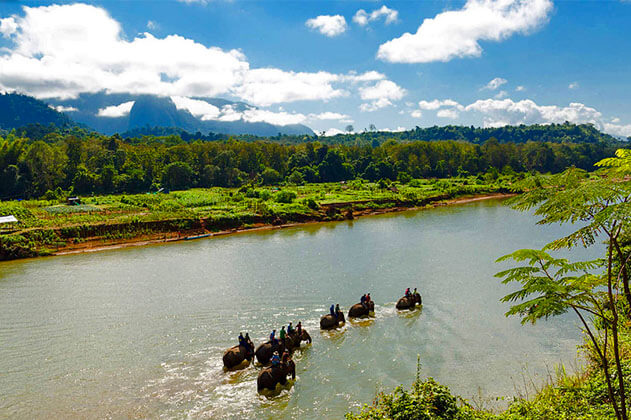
[{"x1": 51, "y1": 192, "x2": 514, "y2": 258}]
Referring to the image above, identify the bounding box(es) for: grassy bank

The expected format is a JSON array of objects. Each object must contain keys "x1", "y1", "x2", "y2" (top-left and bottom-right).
[
  {"x1": 0, "y1": 176, "x2": 515, "y2": 261},
  {"x1": 345, "y1": 325, "x2": 631, "y2": 420}
]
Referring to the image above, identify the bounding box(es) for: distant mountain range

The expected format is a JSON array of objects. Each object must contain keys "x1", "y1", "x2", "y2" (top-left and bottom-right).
[{"x1": 0, "y1": 92, "x2": 314, "y2": 137}]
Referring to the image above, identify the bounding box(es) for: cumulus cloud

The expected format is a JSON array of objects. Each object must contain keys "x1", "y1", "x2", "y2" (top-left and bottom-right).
[
  {"x1": 146, "y1": 20, "x2": 158, "y2": 30},
  {"x1": 515, "y1": 85, "x2": 525, "y2": 91},
  {"x1": 0, "y1": 17, "x2": 17, "y2": 37},
  {"x1": 353, "y1": 6, "x2": 398, "y2": 26},
  {"x1": 377, "y1": 0, "x2": 552, "y2": 63},
  {"x1": 309, "y1": 112, "x2": 353, "y2": 122},
  {"x1": 417, "y1": 99, "x2": 464, "y2": 111},
  {"x1": 0, "y1": 4, "x2": 249, "y2": 99},
  {"x1": 51, "y1": 105, "x2": 78, "y2": 112},
  {"x1": 321, "y1": 128, "x2": 347, "y2": 136},
  {"x1": 305, "y1": 15, "x2": 347, "y2": 37},
  {"x1": 465, "y1": 98, "x2": 602, "y2": 127},
  {"x1": 483, "y1": 77, "x2": 507, "y2": 90},
  {"x1": 171, "y1": 96, "x2": 220, "y2": 120},
  {"x1": 359, "y1": 79, "x2": 406, "y2": 111},
  {"x1": 411, "y1": 110, "x2": 422, "y2": 118},
  {"x1": 0, "y1": 4, "x2": 395, "y2": 112},
  {"x1": 234, "y1": 68, "x2": 347, "y2": 107},
  {"x1": 604, "y1": 122, "x2": 631, "y2": 137},
  {"x1": 97, "y1": 101, "x2": 135, "y2": 117},
  {"x1": 437, "y1": 108, "x2": 460, "y2": 119}
]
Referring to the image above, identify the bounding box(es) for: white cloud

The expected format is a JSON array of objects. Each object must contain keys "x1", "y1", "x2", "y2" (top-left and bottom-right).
[
  {"x1": 377, "y1": 0, "x2": 552, "y2": 63},
  {"x1": 177, "y1": 0, "x2": 209, "y2": 4},
  {"x1": 359, "y1": 79, "x2": 406, "y2": 111},
  {"x1": 0, "y1": 17, "x2": 17, "y2": 37},
  {"x1": 0, "y1": 4, "x2": 249, "y2": 99},
  {"x1": 465, "y1": 98, "x2": 602, "y2": 127},
  {"x1": 515, "y1": 85, "x2": 525, "y2": 91},
  {"x1": 494, "y1": 90, "x2": 508, "y2": 99},
  {"x1": 309, "y1": 112, "x2": 352, "y2": 122},
  {"x1": 51, "y1": 105, "x2": 78, "y2": 112},
  {"x1": 171, "y1": 96, "x2": 220, "y2": 120},
  {"x1": 417, "y1": 99, "x2": 464, "y2": 111},
  {"x1": 353, "y1": 6, "x2": 398, "y2": 26},
  {"x1": 569, "y1": 81, "x2": 579, "y2": 89},
  {"x1": 322, "y1": 128, "x2": 347, "y2": 136},
  {"x1": 241, "y1": 109, "x2": 306, "y2": 126},
  {"x1": 411, "y1": 110, "x2": 423, "y2": 118},
  {"x1": 97, "y1": 101, "x2": 135, "y2": 117},
  {"x1": 0, "y1": 4, "x2": 392, "y2": 110},
  {"x1": 604, "y1": 122, "x2": 631, "y2": 137},
  {"x1": 483, "y1": 77, "x2": 507, "y2": 90},
  {"x1": 381, "y1": 126, "x2": 407, "y2": 132},
  {"x1": 305, "y1": 15, "x2": 347, "y2": 37},
  {"x1": 147, "y1": 20, "x2": 158, "y2": 30},
  {"x1": 234, "y1": 68, "x2": 347, "y2": 107},
  {"x1": 437, "y1": 108, "x2": 460, "y2": 119}
]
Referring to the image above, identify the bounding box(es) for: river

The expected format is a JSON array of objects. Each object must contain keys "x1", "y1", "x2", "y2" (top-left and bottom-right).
[{"x1": 0, "y1": 199, "x2": 599, "y2": 419}]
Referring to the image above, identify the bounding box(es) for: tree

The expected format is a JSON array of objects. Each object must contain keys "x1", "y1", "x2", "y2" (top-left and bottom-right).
[
  {"x1": 161, "y1": 161, "x2": 194, "y2": 190},
  {"x1": 497, "y1": 162, "x2": 631, "y2": 420},
  {"x1": 345, "y1": 125, "x2": 354, "y2": 133}
]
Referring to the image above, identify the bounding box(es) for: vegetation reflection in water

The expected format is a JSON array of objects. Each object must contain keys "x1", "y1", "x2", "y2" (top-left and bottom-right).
[{"x1": 0, "y1": 199, "x2": 600, "y2": 419}]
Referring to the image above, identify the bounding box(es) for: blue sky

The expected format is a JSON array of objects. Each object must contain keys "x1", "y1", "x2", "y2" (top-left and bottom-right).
[{"x1": 0, "y1": 0, "x2": 629, "y2": 136}]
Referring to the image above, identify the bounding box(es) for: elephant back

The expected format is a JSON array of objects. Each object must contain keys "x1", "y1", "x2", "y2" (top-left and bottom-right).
[
  {"x1": 348, "y1": 303, "x2": 368, "y2": 318},
  {"x1": 223, "y1": 345, "x2": 247, "y2": 368},
  {"x1": 255, "y1": 341, "x2": 284, "y2": 365},
  {"x1": 320, "y1": 313, "x2": 344, "y2": 329}
]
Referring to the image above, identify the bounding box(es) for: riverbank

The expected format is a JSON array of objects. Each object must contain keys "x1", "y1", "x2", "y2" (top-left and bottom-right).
[
  {"x1": 0, "y1": 176, "x2": 517, "y2": 261},
  {"x1": 52, "y1": 192, "x2": 513, "y2": 257}
]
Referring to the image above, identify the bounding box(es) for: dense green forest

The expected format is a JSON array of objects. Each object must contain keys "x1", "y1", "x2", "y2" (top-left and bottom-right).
[{"x1": 0, "y1": 128, "x2": 623, "y2": 200}]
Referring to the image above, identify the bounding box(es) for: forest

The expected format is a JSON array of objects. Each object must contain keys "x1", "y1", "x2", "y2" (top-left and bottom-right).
[{"x1": 0, "y1": 127, "x2": 623, "y2": 200}]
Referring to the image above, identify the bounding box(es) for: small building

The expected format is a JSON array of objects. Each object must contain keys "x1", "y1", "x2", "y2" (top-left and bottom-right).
[
  {"x1": 66, "y1": 197, "x2": 82, "y2": 206},
  {"x1": 0, "y1": 215, "x2": 18, "y2": 224}
]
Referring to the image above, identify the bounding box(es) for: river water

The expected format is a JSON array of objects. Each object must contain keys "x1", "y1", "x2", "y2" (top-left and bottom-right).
[{"x1": 0, "y1": 199, "x2": 599, "y2": 419}]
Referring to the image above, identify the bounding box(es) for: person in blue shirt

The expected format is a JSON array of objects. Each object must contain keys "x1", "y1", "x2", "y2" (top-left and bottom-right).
[
  {"x1": 330, "y1": 304, "x2": 335, "y2": 316},
  {"x1": 271, "y1": 351, "x2": 280, "y2": 367},
  {"x1": 287, "y1": 322, "x2": 294, "y2": 334},
  {"x1": 270, "y1": 329, "x2": 278, "y2": 346}
]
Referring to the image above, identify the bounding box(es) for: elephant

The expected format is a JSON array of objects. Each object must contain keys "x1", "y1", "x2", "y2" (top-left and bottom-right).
[
  {"x1": 255, "y1": 340, "x2": 286, "y2": 365},
  {"x1": 257, "y1": 360, "x2": 296, "y2": 392},
  {"x1": 222, "y1": 344, "x2": 254, "y2": 369},
  {"x1": 348, "y1": 301, "x2": 375, "y2": 318},
  {"x1": 320, "y1": 312, "x2": 345, "y2": 330},
  {"x1": 396, "y1": 293, "x2": 422, "y2": 310},
  {"x1": 285, "y1": 329, "x2": 312, "y2": 351}
]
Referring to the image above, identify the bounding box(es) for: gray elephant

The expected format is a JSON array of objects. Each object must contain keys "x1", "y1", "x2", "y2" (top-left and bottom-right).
[
  {"x1": 285, "y1": 329, "x2": 312, "y2": 351},
  {"x1": 255, "y1": 340, "x2": 286, "y2": 365},
  {"x1": 320, "y1": 312, "x2": 345, "y2": 330},
  {"x1": 222, "y1": 344, "x2": 254, "y2": 369},
  {"x1": 348, "y1": 301, "x2": 375, "y2": 318},
  {"x1": 257, "y1": 360, "x2": 296, "y2": 392},
  {"x1": 396, "y1": 293, "x2": 422, "y2": 310}
]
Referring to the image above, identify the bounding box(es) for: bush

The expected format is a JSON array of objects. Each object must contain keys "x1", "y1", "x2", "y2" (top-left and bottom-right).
[{"x1": 274, "y1": 190, "x2": 297, "y2": 203}]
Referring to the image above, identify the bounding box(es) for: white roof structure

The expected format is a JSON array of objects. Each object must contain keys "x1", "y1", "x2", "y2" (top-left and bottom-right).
[{"x1": 0, "y1": 215, "x2": 18, "y2": 224}]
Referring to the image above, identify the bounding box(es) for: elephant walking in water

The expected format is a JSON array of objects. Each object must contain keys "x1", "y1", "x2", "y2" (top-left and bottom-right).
[
  {"x1": 396, "y1": 293, "x2": 422, "y2": 310},
  {"x1": 348, "y1": 301, "x2": 375, "y2": 318},
  {"x1": 285, "y1": 329, "x2": 312, "y2": 351},
  {"x1": 255, "y1": 329, "x2": 311, "y2": 365},
  {"x1": 320, "y1": 312, "x2": 345, "y2": 330},
  {"x1": 257, "y1": 360, "x2": 296, "y2": 392},
  {"x1": 222, "y1": 345, "x2": 254, "y2": 369}
]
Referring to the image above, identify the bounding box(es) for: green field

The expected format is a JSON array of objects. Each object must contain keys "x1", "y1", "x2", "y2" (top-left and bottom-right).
[{"x1": 0, "y1": 176, "x2": 514, "y2": 260}]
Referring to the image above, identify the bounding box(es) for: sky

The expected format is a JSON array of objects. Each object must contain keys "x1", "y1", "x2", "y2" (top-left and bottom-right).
[{"x1": 0, "y1": 0, "x2": 630, "y2": 137}]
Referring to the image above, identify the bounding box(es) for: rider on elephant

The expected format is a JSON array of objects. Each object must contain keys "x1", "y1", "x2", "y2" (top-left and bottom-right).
[
  {"x1": 279, "y1": 326, "x2": 286, "y2": 346},
  {"x1": 360, "y1": 294, "x2": 367, "y2": 309},
  {"x1": 281, "y1": 350, "x2": 291, "y2": 367},
  {"x1": 271, "y1": 351, "x2": 280, "y2": 367},
  {"x1": 335, "y1": 304, "x2": 341, "y2": 319},
  {"x1": 287, "y1": 322, "x2": 294, "y2": 334},
  {"x1": 330, "y1": 304, "x2": 335, "y2": 316},
  {"x1": 296, "y1": 321, "x2": 302, "y2": 335},
  {"x1": 238, "y1": 333, "x2": 251, "y2": 353},
  {"x1": 270, "y1": 330, "x2": 278, "y2": 346},
  {"x1": 405, "y1": 287, "x2": 411, "y2": 297}
]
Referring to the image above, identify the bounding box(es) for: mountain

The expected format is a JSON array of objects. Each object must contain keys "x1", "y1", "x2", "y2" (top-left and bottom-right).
[
  {"x1": 0, "y1": 93, "x2": 72, "y2": 130},
  {"x1": 48, "y1": 93, "x2": 314, "y2": 136}
]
